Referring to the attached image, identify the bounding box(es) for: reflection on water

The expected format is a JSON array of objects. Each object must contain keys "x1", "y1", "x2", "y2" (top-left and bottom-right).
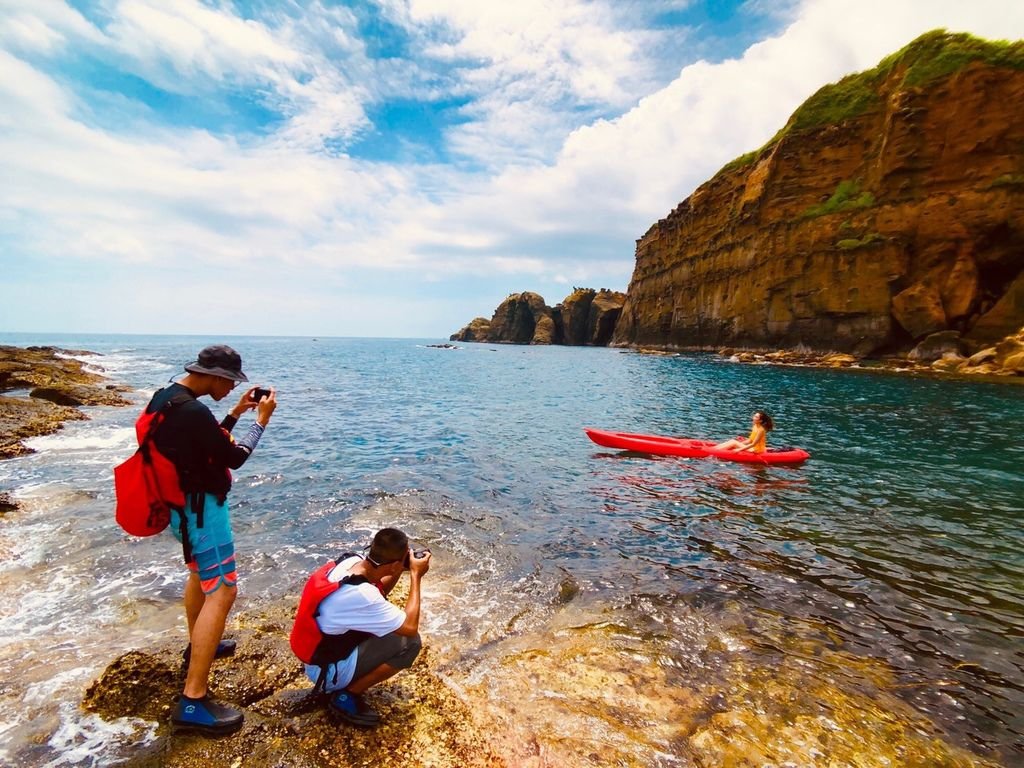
[{"x1": 0, "y1": 335, "x2": 1022, "y2": 766}]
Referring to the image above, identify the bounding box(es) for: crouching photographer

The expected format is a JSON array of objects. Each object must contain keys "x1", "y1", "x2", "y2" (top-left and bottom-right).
[{"x1": 290, "y1": 527, "x2": 430, "y2": 726}]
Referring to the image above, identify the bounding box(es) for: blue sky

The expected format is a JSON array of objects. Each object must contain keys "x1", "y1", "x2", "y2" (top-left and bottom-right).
[{"x1": 2, "y1": 0, "x2": 1022, "y2": 338}]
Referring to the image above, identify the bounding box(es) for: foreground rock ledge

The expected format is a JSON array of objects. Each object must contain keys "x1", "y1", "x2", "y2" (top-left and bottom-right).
[
  {"x1": 0, "y1": 345, "x2": 132, "y2": 459},
  {"x1": 82, "y1": 608, "x2": 506, "y2": 768},
  {"x1": 82, "y1": 598, "x2": 1004, "y2": 768}
]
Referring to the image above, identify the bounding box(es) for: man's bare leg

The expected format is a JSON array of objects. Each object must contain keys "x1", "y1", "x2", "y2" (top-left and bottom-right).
[
  {"x1": 183, "y1": 583, "x2": 236, "y2": 698},
  {"x1": 346, "y1": 663, "x2": 400, "y2": 695}
]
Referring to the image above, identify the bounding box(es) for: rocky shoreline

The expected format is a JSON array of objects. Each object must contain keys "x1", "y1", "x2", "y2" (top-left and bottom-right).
[
  {"x1": 80, "y1": 593, "x2": 1004, "y2": 768},
  {"x1": 626, "y1": 326, "x2": 1024, "y2": 381},
  {"x1": 83, "y1": 593, "x2": 510, "y2": 768},
  {"x1": 0, "y1": 345, "x2": 132, "y2": 462}
]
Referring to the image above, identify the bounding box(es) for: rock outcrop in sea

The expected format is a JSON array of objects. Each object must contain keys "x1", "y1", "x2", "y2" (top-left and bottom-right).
[
  {"x1": 451, "y1": 288, "x2": 626, "y2": 345},
  {"x1": 0, "y1": 346, "x2": 132, "y2": 459},
  {"x1": 612, "y1": 31, "x2": 1024, "y2": 361}
]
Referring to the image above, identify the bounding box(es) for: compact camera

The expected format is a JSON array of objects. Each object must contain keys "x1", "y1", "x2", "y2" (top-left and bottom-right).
[
  {"x1": 250, "y1": 387, "x2": 271, "y2": 402},
  {"x1": 403, "y1": 548, "x2": 429, "y2": 568}
]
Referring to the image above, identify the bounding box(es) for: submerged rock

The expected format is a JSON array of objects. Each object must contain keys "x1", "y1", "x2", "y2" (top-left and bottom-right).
[{"x1": 0, "y1": 492, "x2": 16, "y2": 514}]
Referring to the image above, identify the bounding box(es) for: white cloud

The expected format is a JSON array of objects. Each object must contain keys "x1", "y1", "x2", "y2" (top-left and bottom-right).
[
  {"x1": 393, "y1": 0, "x2": 676, "y2": 165},
  {"x1": 2, "y1": 0, "x2": 1024, "y2": 336},
  {"x1": 408, "y1": 0, "x2": 1024, "y2": 276},
  {"x1": 0, "y1": 0, "x2": 103, "y2": 52},
  {"x1": 107, "y1": 0, "x2": 302, "y2": 82}
]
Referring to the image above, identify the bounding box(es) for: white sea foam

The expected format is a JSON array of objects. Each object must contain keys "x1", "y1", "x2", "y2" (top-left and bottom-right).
[
  {"x1": 60, "y1": 350, "x2": 172, "y2": 379},
  {"x1": 24, "y1": 425, "x2": 135, "y2": 454},
  {"x1": 44, "y1": 700, "x2": 155, "y2": 768}
]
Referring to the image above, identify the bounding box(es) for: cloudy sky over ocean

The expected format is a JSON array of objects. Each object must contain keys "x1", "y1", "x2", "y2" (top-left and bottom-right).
[{"x1": 2, "y1": 0, "x2": 1023, "y2": 337}]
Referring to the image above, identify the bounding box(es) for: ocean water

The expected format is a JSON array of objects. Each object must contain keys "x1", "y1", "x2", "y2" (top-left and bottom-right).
[{"x1": 0, "y1": 333, "x2": 1022, "y2": 766}]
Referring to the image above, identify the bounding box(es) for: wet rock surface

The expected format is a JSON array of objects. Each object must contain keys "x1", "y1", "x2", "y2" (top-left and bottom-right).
[
  {"x1": 82, "y1": 597, "x2": 1007, "y2": 768},
  {"x1": 0, "y1": 491, "x2": 17, "y2": 514},
  {"x1": 83, "y1": 605, "x2": 507, "y2": 768},
  {"x1": 458, "y1": 600, "x2": 1004, "y2": 768},
  {"x1": 0, "y1": 345, "x2": 131, "y2": 459}
]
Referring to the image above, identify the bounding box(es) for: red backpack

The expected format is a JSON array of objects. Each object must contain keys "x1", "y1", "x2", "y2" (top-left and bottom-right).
[
  {"x1": 114, "y1": 392, "x2": 192, "y2": 536},
  {"x1": 291, "y1": 553, "x2": 383, "y2": 692}
]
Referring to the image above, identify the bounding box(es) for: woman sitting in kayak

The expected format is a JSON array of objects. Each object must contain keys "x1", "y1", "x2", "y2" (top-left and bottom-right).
[{"x1": 714, "y1": 411, "x2": 774, "y2": 453}]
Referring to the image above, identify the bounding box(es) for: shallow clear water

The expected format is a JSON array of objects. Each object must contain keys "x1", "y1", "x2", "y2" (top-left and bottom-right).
[{"x1": 1, "y1": 334, "x2": 1022, "y2": 766}]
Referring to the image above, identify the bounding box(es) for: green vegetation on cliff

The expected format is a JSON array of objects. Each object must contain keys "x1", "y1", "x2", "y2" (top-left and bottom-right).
[
  {"x1": 719, "y1": 30, "x2": 1024, "y2": 177},
  {"x1": 801, "y1": 179, "x2": 874, "y2": 218},
  {"x1": 836, "y1": 232, "x2": 884, "y2": 250}
]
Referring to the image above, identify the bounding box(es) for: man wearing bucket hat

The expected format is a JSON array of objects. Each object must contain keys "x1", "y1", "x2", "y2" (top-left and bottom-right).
[{"x1": 145, "y1": 344, "x2": 277, "y2": 735}]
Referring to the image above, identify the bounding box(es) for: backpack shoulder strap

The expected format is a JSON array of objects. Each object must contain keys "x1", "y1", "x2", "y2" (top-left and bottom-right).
[
  {"x1": 332, "y1": 553, "x2": 376, "y2": 588},
  {"x1": 339, "y1": 574, "x2": 371, "y2": 587},
  {"x1": 165, "y1": 389, "x2": 196, "y2": 409},
  {"x1": 141, "y1": 389, "x2": 195, "y2": 445}
]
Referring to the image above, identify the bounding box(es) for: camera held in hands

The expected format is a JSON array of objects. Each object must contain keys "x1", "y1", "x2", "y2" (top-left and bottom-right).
[
  {"x1": 404, "y1": 548, "x2": 429, "y2": 568},
  {"x1": 251, "y1": 387, "x2": 271, "y2": 402}
]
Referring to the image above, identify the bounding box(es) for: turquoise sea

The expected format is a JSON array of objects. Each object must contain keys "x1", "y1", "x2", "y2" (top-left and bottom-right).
[{"x1": 0, "y1": 333, "x2": 1022, "y2": 766}]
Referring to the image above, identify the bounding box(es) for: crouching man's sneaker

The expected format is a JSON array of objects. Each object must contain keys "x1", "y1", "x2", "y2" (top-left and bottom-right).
[
  {"x1": 172, "y1": 695, "x2": 244, "y2": 735},
  {"x1": 328, "y1": 689, "x2": 380, "y2": 727}
]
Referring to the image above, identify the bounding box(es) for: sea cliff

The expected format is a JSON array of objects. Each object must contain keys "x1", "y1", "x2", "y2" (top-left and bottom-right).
[
  {"x1": 451, "y1": 288, "x2": 626, "y2": 345},
  {"x1": 613, "y1": 31, "x2": 1024, "y2": 358}
]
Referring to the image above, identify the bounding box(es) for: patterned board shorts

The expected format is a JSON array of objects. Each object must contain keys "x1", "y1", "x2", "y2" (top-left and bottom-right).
[{"x1": 169, "y1": 493, "x2": 237, "y2": 594}]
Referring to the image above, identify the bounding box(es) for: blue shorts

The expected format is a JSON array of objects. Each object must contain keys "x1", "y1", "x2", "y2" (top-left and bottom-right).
[{"x1": 169, "y1": 494, "x2": 236, "y2": 594}]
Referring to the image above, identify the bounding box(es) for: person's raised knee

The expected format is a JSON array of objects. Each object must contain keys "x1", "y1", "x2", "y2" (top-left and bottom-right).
[{"x1": 396, "y1": 632, "x2": 422, "y2": 667}]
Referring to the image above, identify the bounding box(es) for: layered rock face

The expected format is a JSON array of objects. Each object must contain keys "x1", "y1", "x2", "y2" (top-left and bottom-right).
[
  {"x1": 558, "y1": 289, "x2": 627, "y2": 345},
  {"x1": 451, "y1": 289, "x2": 626, "y2": 345},
  {"x1": 450, "y1": 317, "x2": 491, "y2": 342},
  {"x1": 613, "y1": 32, "x2": 1024, "y2": 355},
  {"x1": 485, "y1": 291, "x2": 554, "y2": 344}
]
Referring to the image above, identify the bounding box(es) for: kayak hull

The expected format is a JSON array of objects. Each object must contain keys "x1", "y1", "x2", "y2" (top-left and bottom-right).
[
  {"x1": 584, "y1": 428, "x2": 713, "y2": 457},
  {"x1": 585, "y1": 428, "x2": 809, "y2": 465},
  {"x1": 703, "y1": 445, "x2": 810, "y2": 465}
]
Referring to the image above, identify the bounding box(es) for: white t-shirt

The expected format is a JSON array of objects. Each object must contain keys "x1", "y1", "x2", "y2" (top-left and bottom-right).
[{"x1": 303, "y1": 555, "x2": 405, "y2": 691}]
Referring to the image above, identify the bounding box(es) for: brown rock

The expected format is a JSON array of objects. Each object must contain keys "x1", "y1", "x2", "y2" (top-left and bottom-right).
[
  {"x1": 941, "y1": 245, "x2": 980, "y2": 322},
  {"x1": 968, "y1": 270, "x2": 1024, "y2": 341},
  {"x1": 556, "y1": 288, "x2": 627, "y2": 345},
  {"x1": 613, "y1": 32, "x2": 1024, "y2": 354},
  {"x1": 908, "y1": 330, "x2": 964, "y2": 363},
  {"x1": 822, "y1": 353, "x2": 858, "y2": 367},
  {"x1": 892, "y1": 282, "x2": 947, "y2": 339},
  {"x1": 453, "y1": 287, "x2": 626, "y2": 346},
  {"x1": 1003, "y1": 350, "x2": 1024, "y2": 373},
  {"x1": 0, "y1": 346, "x2": 132, "y2": 459},
  {"x1": 82, "y1": 606, "x2": 507, "y2": 768},
  {"x1": 966, "y1": 347, "x2": 998, "y2": 366},
  {"x1": 450, "y1": 318, "x2": 491, "y2": 342},
  {"x1": 0, "y1": 395, "x2": 88, "y2": 459},
  {"x1": 485, "y1": 292, "x2": 555, "y2": 344},
  {"x1": 0, "y1": 492, "x2": 16, "y2": 514},
  {"x1": 532, "y1": 313, "x2": 556, "y2": 344},
  {"x1": 932, "y1": 353, "x2": 966, "y2": 371}
]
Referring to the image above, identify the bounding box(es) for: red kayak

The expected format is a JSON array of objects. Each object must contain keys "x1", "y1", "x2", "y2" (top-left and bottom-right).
[
  {"x1": 585, "y1": 428, "x2": 810, "y2": 465},
  {"x1": 584, "y1": 428, "x2": 713, "y2": 457}
]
